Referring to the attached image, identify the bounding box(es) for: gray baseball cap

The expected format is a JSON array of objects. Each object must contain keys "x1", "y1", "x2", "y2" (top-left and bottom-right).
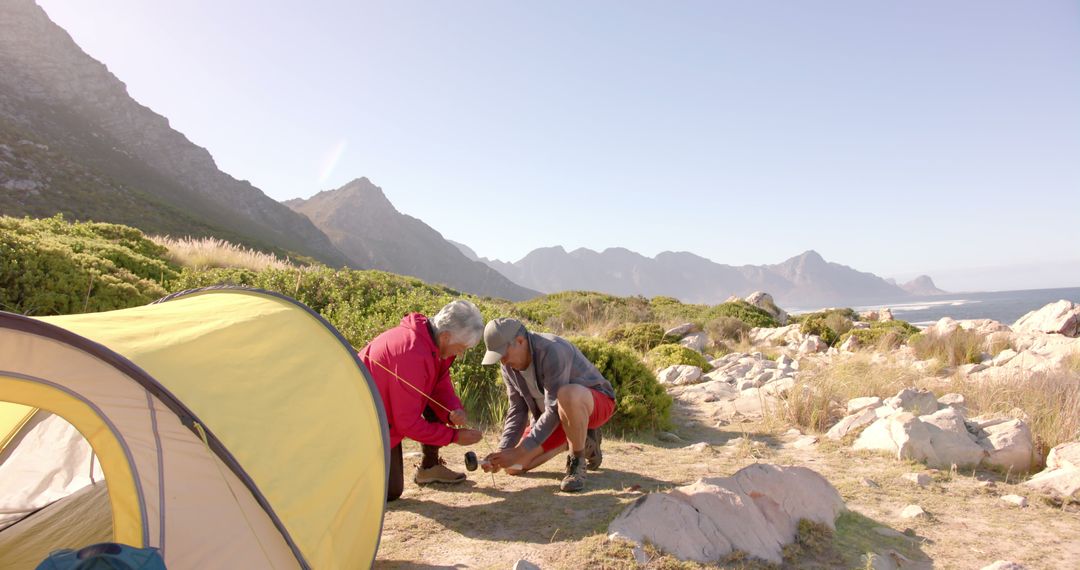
[{"x1": 481, "y1": 317, "x2": 526, "y2": 365}]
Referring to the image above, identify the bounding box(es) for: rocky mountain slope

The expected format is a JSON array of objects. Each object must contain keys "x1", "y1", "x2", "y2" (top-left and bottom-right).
[
  {"x1": 285, "y1": 178, "x2": 538, "y2": 300},
  {"x1": 475, "y1": 246, "x2": 916, "y2": 307},
  {"x1": 0, "y1": 0, "x2": 348, "y2": 265}
]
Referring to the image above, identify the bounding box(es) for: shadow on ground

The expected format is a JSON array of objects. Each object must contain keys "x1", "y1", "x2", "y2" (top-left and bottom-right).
[
  {"x1": 834, "y1": 510, "x2": 933, "y2": 569},
  {"x1": 389, "y1": 467, "x2": 673, "y2": 545}
]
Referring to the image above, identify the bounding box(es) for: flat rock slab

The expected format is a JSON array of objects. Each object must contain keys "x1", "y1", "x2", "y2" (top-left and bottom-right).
[{"x1": 608, "y1": 464, "x2": 844, "y2": 565}]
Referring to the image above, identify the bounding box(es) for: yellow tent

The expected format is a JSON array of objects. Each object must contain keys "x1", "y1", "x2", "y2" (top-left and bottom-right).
[{"x1": 0, "y1": 287, "x2": 388, "y2": 569}]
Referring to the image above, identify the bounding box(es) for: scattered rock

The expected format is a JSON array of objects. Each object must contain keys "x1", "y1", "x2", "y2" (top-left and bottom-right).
[
  {"x1": 664, "y1": 322, "x2": 698, "y2": 339},
  {"x1": 679, "y1": 332, "x2": 709, "y2": 353},
  {"x1": 744, "y1": 291, "x2": 789, "y2": 325},
  {"x1": 878, "y1": 308, "x2": 894, "y2": 321},
  {"x1": 901, "y1": 473, "x2": 931, "y2": 487},
  {"x1": 512, "y1": 560, "x2": 541, "y2": 570},
  {"x1": 884, "y1": 388, "x2": 939, "y2": 416},
  {"x1": 607, "y1": 464, "x2": 845, "y2": 565},
  {"x1": 980, "y1": 561, "x2": 1027, "y2": 570},
  {"x1": 686, "y1": 442, "x2": 710, "y2": 453},
  {"x1": 1024, "y1": 441, "x2": 1080, "y2": 501},
  {"x1": 799, "y1": 335, "x2": 826, "y2": 354},
  {"x1": 972, "y1": 417, "x2": 1035, "y2": 473},
  {"x1": 1000, "y1": 494, "x2": 1028, "y2": 508},
  {"x1": 899, "y1": 504, "x2": 928, "y2": 519},
  {"x1": 860, "y1": 478, "x2": 881, "y2": 489},
  {"x1": 847, "y1": 396, "x2": 883, "y2": 414},
  {"x1": 657, "y1": 365, "x2": 703, "y2": 386},
  {"x1": 936, "y1": 393, "x2": 965, "y2": 409},
  {"x1": 826, "y1": 407, "x2": 878, "y2": 441}
]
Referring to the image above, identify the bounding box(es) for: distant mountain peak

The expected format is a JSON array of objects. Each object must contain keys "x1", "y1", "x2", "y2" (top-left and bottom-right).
[{"x1": 900, "y1": 275, "x2": 948, "y2": 296}]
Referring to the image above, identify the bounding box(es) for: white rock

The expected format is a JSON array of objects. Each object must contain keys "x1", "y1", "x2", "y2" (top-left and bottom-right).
[
  {"x1": 799, "y1": 335, "x2": 827, "y2": 354},
  {"x1": 847, "y1": 396, "x2": 883, "y2": 414},
  {"x1": 854, "y1": 413, "x2": 942, "y2": 466},
  {"x1": 1024, "y1": 441, "x2": 1080, "y2": 501},
  {"x1": 974, "y1": 418, "x2": 1034, "y2": 472},
  {"x1": 936, "y1": 393, "x2": 965, "y2": 409},
  {"x1": 607, "y1": 464, "x2": 844, "y2": 565},
  {"x1": 1012, "y1": 300, "x2": 1080, "y2": 337},
  {"x1": 745, "y1": 291, "x2": 789, "y2": 325},
  {"x1": 657, "y1": 365, "x2": 704, "y2": 386},
  {"x1": 686, "y1": 442, "x2": 711, "y2": 453},
  {"x1": 664, "y1": 322, "x2": 697, "y2": 339},
  {"x1": 899, "y1": 504, "x2": 927, "y2": 519},
  {"x1": 991, "y1": 349, "x2": 1019, "y2": 366},
  {"x1": 826, "y1": 407, "x2": 878, "y2": 441},
  {"x1": 901, "y1": 473, "x2": 931, "y2": 487},
  {"x1": 883, "y1": 388, "x2": 939, "y2": 416},
  {"x1": 761, "y1": 376, "x2": 795, "y2": 397},
  {"x1": 959, "y1": 363, "x2": 988, "y2": 375},
  {"x1": 1000, "y1": 494, "x2": 1028, "y2": 508},
  {"x1": 980, "y1": 562, "x2": 1027, "y2": 570},
  {"x1": 680, "y1": 332, "x2": 709, "y2": 353},
  {"x1": 512, "y1": 560, "x2": 541, "y2": 570},
  {"x1": 878, "y1": 308, "x2": 894, "y2": 321}
]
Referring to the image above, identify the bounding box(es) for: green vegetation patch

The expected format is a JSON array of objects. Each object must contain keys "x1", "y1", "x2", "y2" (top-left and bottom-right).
[
  {"x1": 646, "y1": 343, "x2": 713, "y2": 372},
  {"x1": 839, "y1": 320, "x2": 921, "y2": 350},
  {"x1": 0, "y1": 215, "x2": 179, "y2": 315},
  {"x1": 795, "y1": 308, "x2": 857, "y2": 347},
  {"x1": 701, "y1": 300, "x2": 779, "y2": 328},
  {"x1": 603, "y1": 322, "x2": 674, "y2": 352},
  {"x1": 571, "y1": 337, "x2": 673, "y2": 433}
]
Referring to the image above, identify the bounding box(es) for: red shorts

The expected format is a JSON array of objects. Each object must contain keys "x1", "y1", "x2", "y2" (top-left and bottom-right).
[{"x1": 522, "y1": 388, "x2": 616, "y2": 453}]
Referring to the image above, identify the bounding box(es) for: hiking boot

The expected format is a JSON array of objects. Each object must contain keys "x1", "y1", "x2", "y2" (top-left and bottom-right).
[
  {"x1": 413, "y1": 461, "x2": 466, "y2": 485},
  {"x1": 585, "y1": 428, "x2": 603, "y2": 470},
  {"x1": 560, "y1": 454, "x2": 587, "y2": 492}
]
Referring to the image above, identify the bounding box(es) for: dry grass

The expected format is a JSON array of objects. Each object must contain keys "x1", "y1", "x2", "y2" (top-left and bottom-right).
[
  {"x1": 910, "y1": 330, "x2": 984, "y2": 367},
  {"x1": 150, "y1": 235, "x2": 295, "y2": 271},
  {"x1": 774, "y1": 354, "x2": 926, "y2": 433},
  {"x1": 947, "y1": 368, "x2": 1080, "y2": 467}
]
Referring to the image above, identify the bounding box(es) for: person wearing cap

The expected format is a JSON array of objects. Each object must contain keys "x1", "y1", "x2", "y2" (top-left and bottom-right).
[
  {"x1": 479, "y1": 318, "x2": 616, "y2": 492},
  {"x1": 358, "y1": 300, "x2": 485, "y2": 501}
]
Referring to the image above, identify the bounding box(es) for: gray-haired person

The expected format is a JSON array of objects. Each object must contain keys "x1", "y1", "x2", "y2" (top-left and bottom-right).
[
  {"x1": 479, "y1": 318, "x2": 615, "y2": 492},
  {"x1": 359, "y1": 300, "x2": 485, "y2": 501}
]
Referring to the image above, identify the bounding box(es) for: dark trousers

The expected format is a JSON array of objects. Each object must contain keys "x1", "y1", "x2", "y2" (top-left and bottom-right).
[{"x1": 387, "y1": 406, "x2": 443, "y2": 502}]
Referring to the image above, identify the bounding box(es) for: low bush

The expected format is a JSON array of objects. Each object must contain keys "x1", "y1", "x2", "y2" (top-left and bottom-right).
[
  {"x1": 0, "y1": 215, "x2": 178, "y2": 315},
  {"x1": 910, "y1": 329, "x2": 985, "y2": 366},
  {"x1": 838, "y1": 320, "x2": 920, "y2": 350},
  {"x1": 701, "y1": 300, "x2": 779, "y2": 328},
  {"x1": 645, "y1": 343, "x2": 713, "y2": 372},
  {"x1": 602, "y1": 322, "x2": 669, "y2": 352},
  {"x1": 705, "y1": 316, "x2": 751, "y2": 344},
  {"x1": 570, "y1": 337, "x2": 672, "y2": 433}
]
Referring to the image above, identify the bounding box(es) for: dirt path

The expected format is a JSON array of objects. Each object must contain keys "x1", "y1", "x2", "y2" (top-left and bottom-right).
[{"x1": 375, "y1": 392, "x2": 1080, "y2": 569}]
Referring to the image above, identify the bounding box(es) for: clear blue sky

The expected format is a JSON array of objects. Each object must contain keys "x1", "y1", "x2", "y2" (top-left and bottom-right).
[{"x1": 37, "y1": 0, "x2": 1080, "y2": 291}]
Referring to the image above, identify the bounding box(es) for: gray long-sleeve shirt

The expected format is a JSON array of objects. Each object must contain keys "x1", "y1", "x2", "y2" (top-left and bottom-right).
[{"x1": 497, "y1": 332, "x2": 616, "y2": 451}]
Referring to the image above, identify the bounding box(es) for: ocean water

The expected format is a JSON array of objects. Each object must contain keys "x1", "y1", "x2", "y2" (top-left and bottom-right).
[{"x1": 792, "y1": 287, "x2": 1080, "y2": 327}]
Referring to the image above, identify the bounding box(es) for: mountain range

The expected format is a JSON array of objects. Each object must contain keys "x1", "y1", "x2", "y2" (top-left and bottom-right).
[
  {"x1": 456, "y1": 244, "x2": 941, "y2": 307},
  {"x1": 0, "y1": 0, "x2": 946, "y2": 307}
]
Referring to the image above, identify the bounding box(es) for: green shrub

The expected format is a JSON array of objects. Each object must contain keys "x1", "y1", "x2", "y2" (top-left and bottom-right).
[
  {"x1": 790, "y1": 307, "x2": 857, "y2": 324},
  {"x1": 0, "y1": 215, "x2": 179, "y2": 315},
  {"x1": 797, "y1": 309, "x2": 857, "y2": 347},
  {"x1": 602, "y1": 322, "x2": 669, "y2": 352},
  {"x1": 645, "y1": 343, "x2": 713, "y2": 372},
  {"x1": 701, "y1": 300, "x2": 778, "y2": 328},
  {"x1": 511, "y1": 291, "x2": 651, "y2": 333},
  {"x1": 704, "y1": 316, "x2": 751, "y2": 344},
  {"x1": 838, "y1": 320, "x2": 920, "y2": 350},
  {"x1": 570, "y1": 337, "x2": 672, "y2": 433}
]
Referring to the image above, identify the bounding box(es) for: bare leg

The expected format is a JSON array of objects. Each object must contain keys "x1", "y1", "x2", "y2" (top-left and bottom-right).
[
  {"x1": 557, "y1": 384, "x2": 595, "y2": 455},
  {"x1": 506, "y1": 442, "x2": 568, "y2": 475}
]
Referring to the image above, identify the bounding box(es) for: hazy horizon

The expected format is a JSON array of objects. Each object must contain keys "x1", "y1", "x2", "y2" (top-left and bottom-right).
[{"x1": 36, "y1": 0, "x2": 1080, "y2": 292}]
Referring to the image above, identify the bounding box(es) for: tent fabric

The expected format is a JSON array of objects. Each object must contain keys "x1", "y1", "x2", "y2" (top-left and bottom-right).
[
  {"x1": 0, "y1": 287, "x2": 389, "y2": 569},
  {"x1": 0, "y1": 482, "x2": 112, "y2": 568},
  {"x1": 0, "y1": 411, "x2": 104, "y2": 530}
]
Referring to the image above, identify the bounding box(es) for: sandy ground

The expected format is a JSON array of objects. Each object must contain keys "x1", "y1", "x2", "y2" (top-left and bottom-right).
[{"x1": 374, "y1": 396, "x2": 1080, "y2": 569}]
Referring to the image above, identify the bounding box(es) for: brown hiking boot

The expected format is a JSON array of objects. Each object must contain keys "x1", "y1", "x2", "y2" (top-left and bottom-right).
[
  {"x1": 413, "y1": 461, "x2": 466, "y2": 485},
  {"x1": 585, "y1": 428, "x2": 603, "y2": 470},
  {"x1": 560, "y1": 454, "x2": 587, "y2": 492}
]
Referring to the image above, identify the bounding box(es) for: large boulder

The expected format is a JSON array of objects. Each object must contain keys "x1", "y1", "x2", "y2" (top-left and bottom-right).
[
  {"x1": 664, "y1": 322, "x2": 698, "y2": 339},
  {"x1": 799, "y1": 335, "x2": 827, "y2": 354},
  {"x1": 826, "y1": 407, "x2": 878, "y2": 441},
  {"x1": 608, "y1": 464, "x2": 843, "y2": 565},
  {"x1": 970, "y1": 417, "x2": 1035, "y2": 472},
  {"x1": 1012, "y1": 300, "x2": 1080, "y2": 337},
  {"x1": 744, "y1": 292, "x2": 788, "y2": 325},
  {"x1": 679, "y1": 332, "x2": 709, "y2": 353},
  {"x1": 918, "y1": 408, "x2": 986, "y2": 467},
  {"x1": 1024, "y1": 441, "x2": 1080, "y2": 501},
  {"x1": 853, "y1": 412, "x2": 943, "y2": 466}
]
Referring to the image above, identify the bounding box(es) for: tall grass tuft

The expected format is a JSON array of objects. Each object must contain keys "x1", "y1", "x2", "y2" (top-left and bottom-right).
[
  {"x1": 910, "y1": 329, "x2": 985, "y2": 367},
  {"x1": 151, "y1": 235, "x2": 294, "y2": 271},
  {"x1": 948, "y1": 369, "x2": 1080, "y2": 467},
  {"x1": 776, "y1": 354, "x2": 925, "y2": 433}
]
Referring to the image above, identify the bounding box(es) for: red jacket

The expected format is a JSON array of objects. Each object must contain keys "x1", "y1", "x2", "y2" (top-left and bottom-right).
[{"x1": 359, "y1": 313, "x2": 463, "y2": 448}]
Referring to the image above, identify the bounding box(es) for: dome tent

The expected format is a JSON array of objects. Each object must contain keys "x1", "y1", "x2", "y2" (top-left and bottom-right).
[{"x1": 0, "y1": 287, "x2": 389, "y2": 569}]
